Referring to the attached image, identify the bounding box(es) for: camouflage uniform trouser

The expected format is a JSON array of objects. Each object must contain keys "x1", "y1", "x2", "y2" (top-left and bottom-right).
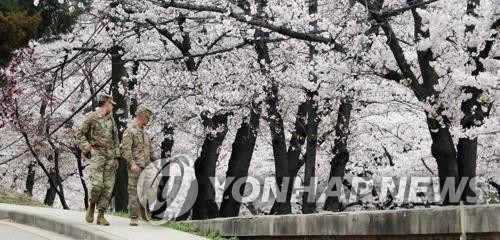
[
  {"x1": 128, "y1": 168, "x2": 147, "y2": 219},
  {"x1": 89, "y1": 150, "x2": 116, "y2": 211},
  {"x1": 128, "y1": 165, "x2": 156, "y2": 219}
]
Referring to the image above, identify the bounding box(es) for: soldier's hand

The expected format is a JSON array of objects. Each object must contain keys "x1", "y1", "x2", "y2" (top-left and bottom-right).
[
  {"x1": 130, "y1": 164, "x2": 141, "y2": 174},
  {"x1": 115, "y1": 159, "x2": 119, "y2": 169}
]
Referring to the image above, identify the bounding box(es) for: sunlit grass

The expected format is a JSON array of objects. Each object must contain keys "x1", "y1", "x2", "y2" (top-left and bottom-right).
[
  {"x1": 0, "y1": 188, "x2": 44, "y2": 207},
  {"x1": 163, "y1": 221, "x2": 238, "y2": 240},
  {"x1": 103, "y1": 208, "x2": 238, "y2": 239}
]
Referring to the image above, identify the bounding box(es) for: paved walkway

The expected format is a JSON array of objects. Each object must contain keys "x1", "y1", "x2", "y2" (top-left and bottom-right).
[
  {"x1": 0, "y1": 219, "x2": 73, "y2": 240},
  {"x1": 0, "y1": 204, "x2": 206, "y2": 240}
]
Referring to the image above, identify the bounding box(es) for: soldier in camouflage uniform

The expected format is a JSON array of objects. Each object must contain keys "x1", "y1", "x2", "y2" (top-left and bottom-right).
[
  {"x1": 77, "y1": 94, "x2": 120, "y2": 226},
  {"x1": 121, "y1": 106, "x2": 156, "y2": 226}
]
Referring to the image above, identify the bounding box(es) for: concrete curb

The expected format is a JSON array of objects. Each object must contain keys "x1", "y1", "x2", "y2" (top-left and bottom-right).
[
  {"x1": 185, "y1": 204, "x2": 500, "y2": 238},
  {"x1": 0, "y1": 204, "x2": 207, "y2": 240},
  {"x1": 0, "y1": 207, "x2": 122, "y2": 240}
]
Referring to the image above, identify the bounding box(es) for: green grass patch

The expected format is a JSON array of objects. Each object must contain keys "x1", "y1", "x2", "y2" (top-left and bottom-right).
[
  {"x1": 109, "y1": 210, "x2": 237, "y2": 239},
  {"x1": 163, "y1": 221, "x2": 238, "y2": 240},
  {"x1": 0, "y1": 188, "x2": 44, "y2": 206}
]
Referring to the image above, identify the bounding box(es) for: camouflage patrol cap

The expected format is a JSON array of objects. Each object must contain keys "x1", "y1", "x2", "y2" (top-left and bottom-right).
[
  {"x1": 136, "y1": 105, "x2": 153, "y2": 119},
  {"x1": 98, "y1": 94, "x2": 116, "y2": 105}
]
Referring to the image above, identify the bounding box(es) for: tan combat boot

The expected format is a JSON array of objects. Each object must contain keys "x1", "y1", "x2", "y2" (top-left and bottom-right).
[
  {"x1": 130, "y1": 217, "x2": 139, "y2": 226},
  {"x1": 85, "y1": 202, "x2": 96, "y2": 223},
  {"x1": 96, "y1": 210, "x2": 110, "y2": 226}
]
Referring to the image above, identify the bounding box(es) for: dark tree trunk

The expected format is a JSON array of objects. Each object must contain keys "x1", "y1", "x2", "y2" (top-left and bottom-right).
[
  {"x1": 361, "y1": 0, "x2": 493, "y2": 207},
  {"x1": 161, "y1": 123, "x2": 175, "y2": 159},
  {"x1": 155, "y1": 123, "x2": 175, "y2": 219},
  {"x1": 24, "y1": 161, "x2": 36, "y2": 196},
  {"x1": 302, "y1": 0, "x2": 319, "y2": 214},
  {"x1": 219, "y1": 104, "x2": 261, "y2": 217},
  {"x1": 110, "y1": 46, "x2": 129, "y2": 212},
  {"x1": 413, "y1": 1, "x2": 463, "y2": 206},
  {"x1": 86, "y1": 73, "x2": 97, "y2": 109},
  {"x1": 287, "y1": 102, "x2": 308, "y2": 176},
  {"x1": 129, "y1": 60, "x2": 139, "y2": 117},
  {"x1": 53, "y1": 144, "x2": 67, "y2": 208},
  {"x1": 47, "y1": 138, "x2": 69, "y2": 209},
  {"x1": 269, "y1": 101, "x2": 308, "y2": 214},
  {"x1": 426, "y1": 118, "x2": 459, "y2": 205},
  {"x1": 44, "y1": 168, "x2": 57, "y2": 206},
  {"x1": 73, "y1": 146, "x2": 89, "y2": 209},
  {"x1": 453, "y1": 0, "x2": 494, "y2": 204},
  {"x1": 265, "y1": 81, "x2": 291, "y2": 215},
  {"x1": 416, "y1": 3, "x2": 460, "y2": 205},
  {"x1": 457, "y1": 88, "x2": 484, "y2": 205},
  {"x1": 192, "y1": 113, "x2": 229, "y2": 220},
  {"x1": 455, "y1": 82, "x2": 490, "y2": 205},
  {"x1": 324, "y1": 99, "x2": 352, "y2": 212},
  {"x1": 302, "y1": 91, "x2": 319, "y2": 213},
  {"x1": 146, "y1": 122, "x2": 174, "y2": 220},
  {"x1": 456, "y1": 137, "x2": 477, "y2": 203},
  {"x1": 252, "y1": 1, "x2": 291, "y2": 214}
]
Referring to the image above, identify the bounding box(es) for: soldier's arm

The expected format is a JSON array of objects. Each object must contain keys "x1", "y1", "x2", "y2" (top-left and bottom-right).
[
  {"x1": 113, "y1": 121, "x2": 121, "y2": 158},
  {"x1": 150, "y1": 138, "x2": 158, "y2": 162},
  {"x1": 121, "y1": 129, "x2": 135, "y2": 167},
  {"x1": 76, "y1": 115, "x2": 93, "y2": 155}
]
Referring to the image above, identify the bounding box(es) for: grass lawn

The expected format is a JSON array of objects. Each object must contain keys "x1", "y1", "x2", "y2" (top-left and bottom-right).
[
  {"x1": 110, "y1": 211, "x2": 237, "y2": 240},
  {"x1": 0, "y1": 188, "x2": 44, "y2": 206},
  {"x1": 163, "y1": 221, "x2": 238, "y2": 240}
]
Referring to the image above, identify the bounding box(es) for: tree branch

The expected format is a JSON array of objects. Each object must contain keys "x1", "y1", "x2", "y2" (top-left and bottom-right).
[
  {"x1": 126, "y1": 38, "x2": 286, "y2": 63},
  {"x1": 0, "y1": 149, "x2": 28, "y2": 166},
  {"x1": 160, "y1": 0, "x2": 347, "y2": 52},
  {"x1": 420, "y1": 157, "x2": 435, "y2": 175},
  {"x1": 196, "y1": 31, "x2": 230, "y2": 67},
  {"x1": 377, "y1": 0, "x2": 439, "y2": 19},
  {"x1": 145, "y1": 18, "x2": 184, "y2": 50},
  {"x1": 16, "y1": 105, "x2": 69, "y2": 209},
  {"x1": 359, "y1": 0, "x2": 426, "y2": 100},
  {"x1": 48, "y1": 77, "x2": 112, "y2": 136}
]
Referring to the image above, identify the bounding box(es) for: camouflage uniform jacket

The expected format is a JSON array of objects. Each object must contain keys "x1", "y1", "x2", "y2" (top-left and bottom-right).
[
  {"x1": 121, "y1": 124, "x2": 155, "y2": 168},
  {"x1": 76, "y1": 110, "x2": 120, "y2": 158}
]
